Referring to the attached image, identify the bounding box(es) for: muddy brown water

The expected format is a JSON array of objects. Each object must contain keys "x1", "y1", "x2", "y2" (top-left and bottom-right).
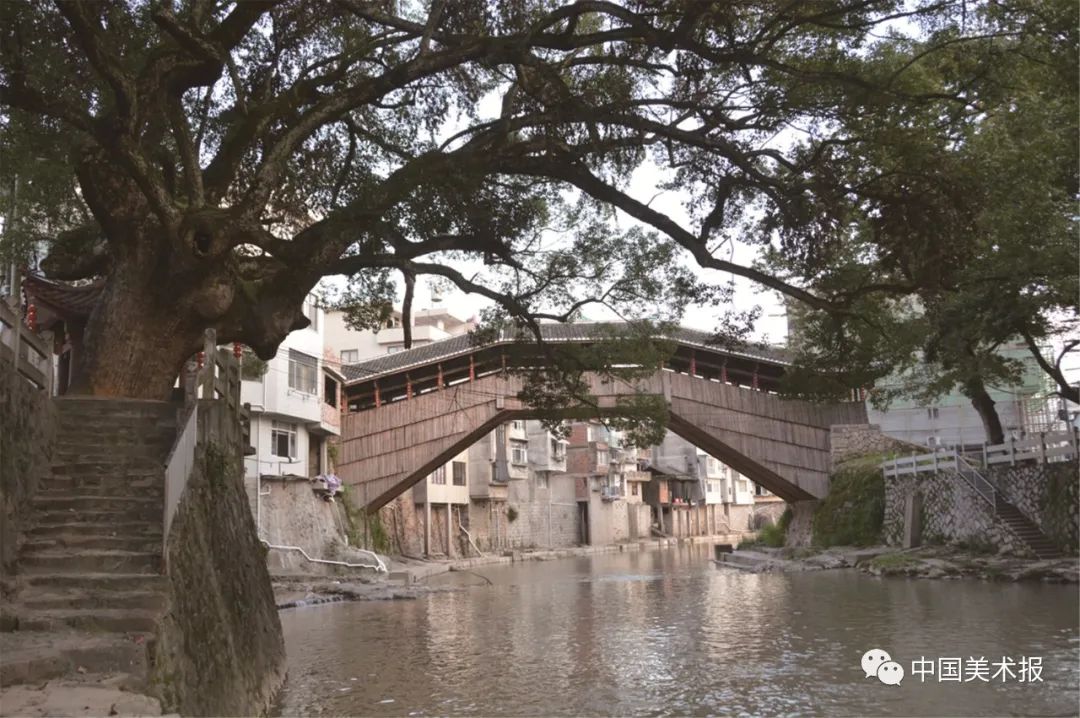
[{"x1": 274, "y1": 545, "x2": 1079, "y2": 717}]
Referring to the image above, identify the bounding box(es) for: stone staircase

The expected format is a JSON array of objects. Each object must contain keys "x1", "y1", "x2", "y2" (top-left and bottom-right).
[
  {"x1": 0, "y1": 398, "x2": 177, "y2": 697},
  {"x1": 994, "y1": 497, "x2": 1063, "y2": 560}
]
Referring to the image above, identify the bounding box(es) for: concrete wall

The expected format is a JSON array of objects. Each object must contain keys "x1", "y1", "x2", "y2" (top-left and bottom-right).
[
  {"x1": 0, "y1": 370, "x2": 55, "y2": 581},
  {"x1": 503, "y1": 474, "x2": 580, "y2": 549},
  {"x1": 253, "y1": 477, "x2": 381, "y2": 574},
  {"x1": 152, "y1": 440, "x2": 286, "y2": 716}
]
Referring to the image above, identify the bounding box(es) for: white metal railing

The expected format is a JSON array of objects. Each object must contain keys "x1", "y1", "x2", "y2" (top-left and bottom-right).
[
  {"x1": 163, "y1": 404, "x2": 199, "y2": 563},
  {"x1": 881, "y1": 448, "x2": 997, "y2": 506},
  {"x1": 261, "y1": 541, "x2": 386, "y2": 573},
  {"x1": 456, "y1": 508, "x2": 484, "y2": 558},
  {"x1": 980, "y1": 429, "x2": 1079, "y2": 467}
]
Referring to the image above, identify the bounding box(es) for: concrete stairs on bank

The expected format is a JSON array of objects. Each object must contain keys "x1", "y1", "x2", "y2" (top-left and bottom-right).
[
  {"x1": 994, "y1": 497, "x2": 1063, "y2": 560},
  {"x1": 0, "y1": 398, "x2": 177, "y2": 700}
]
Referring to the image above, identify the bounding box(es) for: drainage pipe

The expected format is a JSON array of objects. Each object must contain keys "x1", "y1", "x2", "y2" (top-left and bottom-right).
[
  {"x1": 456, "y1": 507, "x2": 484, "y2": 558},
  {"x1": 261, "y1": 541, "x2": 387, "y2": 573}
]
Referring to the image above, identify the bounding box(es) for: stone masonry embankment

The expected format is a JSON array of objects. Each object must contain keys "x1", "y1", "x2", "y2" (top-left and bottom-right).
[
  {"x1": 0, "y1": 367, "x2": 55, "y2": 585},
  {"x1": 151, "y1": 440, "x2": 286, "y2": 716}
]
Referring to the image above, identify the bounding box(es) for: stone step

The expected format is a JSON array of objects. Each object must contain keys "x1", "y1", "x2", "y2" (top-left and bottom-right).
[
  {"x1": 53, "y1": 451, "x2": 170, "y2": 465},
  {"x1": 23, "y1": 573, "x2": 166, "y2": 593},
  {"x1": 13, "y1": 608, "x2": 160, "y2": 634},
  {"x1": 55, "y1": 396, "x2": 177, "y2": 414},
  {"x1": 22, "y1": 535, "x2": 162, "y2": 554},
  {"x1": 32, "y1": 495, "x2": 162, "y2": 513},
  {"x1": 20, "y1": 589, "x2": 167, "y2": 612},
  {"x1": 50, "y1": 462, "x2": 164, "y2": 476},
  {"x1": 18, "y1": 551, "x2": 161, "y2": 575},
  {"x1": 38, "y1": 478, "x2": 164, "y2": 496},
  {"x1": 28, "y1": 522, "x2": 162, "y2": 539},
  {"x1": 34, "y1": 509, "x2": 162, "y2": 526},
  {"x1": 0, "y1": 632, "x2": 149, "y2": 687}
]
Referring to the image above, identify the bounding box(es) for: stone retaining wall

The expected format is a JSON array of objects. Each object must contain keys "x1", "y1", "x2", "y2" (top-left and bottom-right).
[
  {"x1": 152, "y1": 437, "x2": 286, "y2": 715},
  {"x1": 0, "y1": 369, "x2": 55, "y2": 582},
  {"x1": 883, "y1": 468, "x2": 1031, "y2": 556},
  {"x1": 989, "y1": 461, "x2": 1079, "y2": 554},
  {"x1": 830, "y1": 424, "x2": 919, "y2": 465}
]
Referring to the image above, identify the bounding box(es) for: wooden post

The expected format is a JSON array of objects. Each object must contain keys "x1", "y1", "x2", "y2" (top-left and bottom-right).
[
  {"x1": 982, "y1": 442, "x2": 988, "y2": 469},
  {"x1": 1010, "y1": 435, "x2": 1016, "y2": 466},
  {"x1": 1038, "y1": 432, "x2": 1046, "y2": 464},
  {"x1": 437, "y1": 362, "x2": 444, "y2": 390},
  {"x1": 406, "y1": 373, "x2": 412, "y2": 399},
  {"x1": 720, "y1": 361, "x2": 727, "y2": 384},
  {"x1": 501, "y1": 351, "x2": 506, "y2": 374},
  {"x1": 689, "y1": 350, "x2": 696, "y2": 377},
  {"x1": 752, "y1": 363, "x2": 759, "y2": 390},
  {"x1": 373, "y1": 380, "x2": 381, "y2": 407},
  {"x1": 469, "y1": 353, "x2": 475, "y2": 381}
]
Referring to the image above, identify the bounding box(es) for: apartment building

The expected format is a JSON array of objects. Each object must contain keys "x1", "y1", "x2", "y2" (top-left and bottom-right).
[{"x1": 240, "y1": 297, "x2": 343, "y2": 533}]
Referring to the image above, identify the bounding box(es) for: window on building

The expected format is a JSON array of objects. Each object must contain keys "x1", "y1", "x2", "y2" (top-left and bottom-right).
[
  {"x1": 430, "y1": 465, "x2": 447, "y2": 484},
  {"x1": 550, "y1": 437, "x2": 565, "y2": 460},
  {"x1": 340, "y1": 349, "x2": 359, "y2": 364},
  {"x1": 288, "y1": 350, "x2": 318, "y2": 394},
  {"x1": 323, "y1": 375, "x2": 338, "y2": 408},
  {"x1": 631, "y1": 482, "x2": 639, "y2": 496},
  {"x1": 303, "y1": 300, "x2": 319, "y2": 331},
  {"x1": 387, "y1": 345, "x2": 403, "y2": 354},
  {"x1": 452, "y1": 461, "x2": 466, "y2": 486},
  {"x1": 510, "y1": 440, "x2": 528, "y2": 465},
  {"x1": 511, "y1": 420, "x2": 525, "y2": 431},
  {"x1": 536, "y1": 472, "x2": 549, "y2": 489},
  {"x1": 927, "y1": 406, "x2": 940, "y2": 419},
  {"x1": 596, "y1": 449, "x2": 608, "y2": 467},
  {"x1": 271, "y1": 421, "x2": 297, "y2": 458}
]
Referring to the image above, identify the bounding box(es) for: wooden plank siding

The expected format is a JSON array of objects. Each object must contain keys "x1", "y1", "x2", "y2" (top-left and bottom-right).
[{"x1": 338, "y1": 369, "x2": 867, "y2": 511}]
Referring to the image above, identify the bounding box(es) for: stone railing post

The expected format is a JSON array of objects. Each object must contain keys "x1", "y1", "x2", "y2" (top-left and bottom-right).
[
  {"x1": 200, "y1": 328, "x2": 217, "y2": 400},
  {"x1": 1009, "y1": 435, "x2": 1016, "y2": 466},
  {"x1": 1038, "y1": 432, "x2": 1046, "y2": 464}
]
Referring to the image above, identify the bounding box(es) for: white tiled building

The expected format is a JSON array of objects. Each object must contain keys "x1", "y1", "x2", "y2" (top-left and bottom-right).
[{"x1": 241, "y1": 297, "x2": 342, "y2": 481}]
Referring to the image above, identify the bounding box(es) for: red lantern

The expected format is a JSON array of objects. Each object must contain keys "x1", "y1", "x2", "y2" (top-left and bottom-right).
[
  {"x1": 233, "y1": 342, "x2": 243, "y2": 359},
  {"x1": 25, "y1": 304, "x2": 37, "y2": 332}
]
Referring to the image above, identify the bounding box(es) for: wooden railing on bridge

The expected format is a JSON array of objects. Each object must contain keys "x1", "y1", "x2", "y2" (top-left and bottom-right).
[{"x1": 0, "y1": 300, "x2": 51, "y2": 392}]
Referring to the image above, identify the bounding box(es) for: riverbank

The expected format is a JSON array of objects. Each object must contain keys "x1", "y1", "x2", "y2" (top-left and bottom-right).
[
  {"x1": 715, "y1": 544, "x2": 1080, "y2": 582},
  {"x1": 272, "y1": 533, "x2": 752, "y2": 607}
]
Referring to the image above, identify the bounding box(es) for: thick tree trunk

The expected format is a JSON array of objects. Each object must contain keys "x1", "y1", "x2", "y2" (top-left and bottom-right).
[
  {"x1": 69, "y1": 263, "x2": 202, "y2": 400},
  {"x1": 963, "y1": 378, "x2": 1005, "y2": 445},
  {"x1": 401, "y1": 269, "x2": 415, "y2": 350}
]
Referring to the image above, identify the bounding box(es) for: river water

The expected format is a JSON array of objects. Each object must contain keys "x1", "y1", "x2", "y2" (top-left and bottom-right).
[{"x1": 274, "y1": 546, "x2": 1079, "y2": 717}]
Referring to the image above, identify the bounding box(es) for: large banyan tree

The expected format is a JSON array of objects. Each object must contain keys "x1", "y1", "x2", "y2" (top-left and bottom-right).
[{"x1": 0, "y1": 0, "x2": 1052, "y2": 403}]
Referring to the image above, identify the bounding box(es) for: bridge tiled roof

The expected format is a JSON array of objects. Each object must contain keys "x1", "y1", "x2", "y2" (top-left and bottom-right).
[{"x1": 342, "y1": 322, "x2": 789, "y2": 384}]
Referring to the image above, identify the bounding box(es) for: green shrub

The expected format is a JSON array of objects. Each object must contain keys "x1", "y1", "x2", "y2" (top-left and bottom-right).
[
  {"x1": 812, "y1": 456, "x2": 885, "y2": 547},
  {"x1": 778, "y1": 507, "x2": 793, "y2": 532},
  {"x1": 758, "y1": 522, "x2": 786, "y2": 547}
]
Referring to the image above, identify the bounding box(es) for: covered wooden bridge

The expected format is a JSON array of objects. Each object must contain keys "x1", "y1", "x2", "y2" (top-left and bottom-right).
[{"x1": 338, "y1": 323, "x2": 867, "y2": 511}]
